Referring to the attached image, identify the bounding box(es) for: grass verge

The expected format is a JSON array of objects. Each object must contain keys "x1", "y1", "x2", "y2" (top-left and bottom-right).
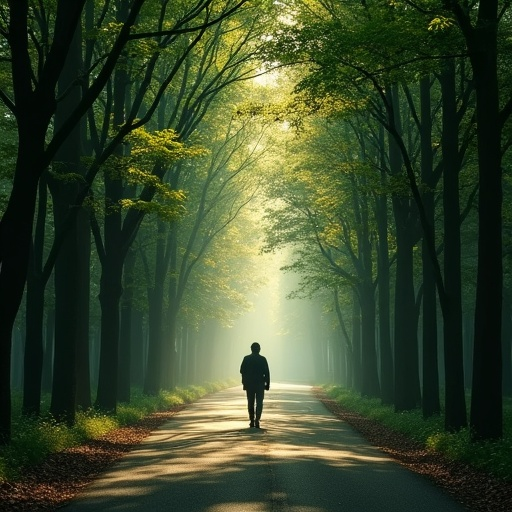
[
  {"x1": 324, "y1": 384, "x2": 512, "y2": 481},
  {"x1": 0, "y1": 379, "x2": 237, "y2": 482}
]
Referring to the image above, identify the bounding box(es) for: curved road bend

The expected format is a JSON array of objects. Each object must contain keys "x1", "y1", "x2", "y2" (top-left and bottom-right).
[{"x1": 62, "y1": 383, "x2": 468, "y2": 512}]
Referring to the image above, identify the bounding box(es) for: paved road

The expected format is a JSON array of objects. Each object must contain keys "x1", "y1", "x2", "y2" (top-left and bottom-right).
[{"x1": 62, "y1": 383, "x2": 468, "y2": 512}]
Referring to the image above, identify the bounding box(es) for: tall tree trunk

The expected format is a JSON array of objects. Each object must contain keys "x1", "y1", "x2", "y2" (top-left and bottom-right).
[
  {"x1": 0, "y1": 142, "x2": 45, "y2": 443},
  {"x1": 131, "y1": 308, "x2": 145, "y2": 388},
  {"x1": 0, "y1": 0, "x2": 86, "y2": 447},
  {"x1": 118, "y1": 247, "x2": 136, "y2": 402},
  {"x1": 162, "y1": 221, "x2": 179, "y2": 390},
  {"x1": 42, "y1": 308, "x2": 55, "y2": 393},
  {"x1": 420, "y1": 76, "x2": 441, "y2": 419},
  {"x1": 95, "y1": 252, "x2": 124, "y2": 411},
  {"x1": 388, "y1": 87, "x2": 421, "y2": 411},
  {"x1": 23, "y1": 267, "x2": 46, "y2": 416},
  {"x1": 75, "y1": 207, "x2": 91, "y2": 410},
  {"x1": 144, "y1": 280, "x2": 164, "y2": 395},
  {"x1": 144, "y1": 220, "x2": 168, "y2": 395},
  {"x1": 444, "y1": 0, "x2": 503, "y2": 442},
  {"x1": 466, "y1": 2, "x2": 503, "y2": 441},
  {"x1": 351, "y1": 292, "x2": 362, "y2": 392},
  {"x1": 49, "y1": 22, "x2": 85, "y2": 424},
  {"x1": 164, "y1": 299, "x2": 179, "y2": 389},
  {"x1": 440, "y1": 60, "x2": 467, "y2": 431},
  {"x1": 353, "y1": 173, "x2": 380, "y2": 398},
  {"x1": 359, "y1": 283, "x2": 380, "y2": 397},
  {"x1": 375, "y1": 134, "x2": 393, "y2": 404},
  {"x1": 22, "y1": 178, "x2": 48, "y2": 416},
  {"x1": 95, "y1": 1, "x2": 130, "y2": 411},
  {"x1": 334, "y1": 288, "x2": 353, "y2": 388},
  {"x1": 49, "y1": 203, "x2": 79, "y2": 424},
  {"x1": 463, "y1": 312, "x2": 473, "y2": 389},
  {"x1": 393, "y1": 204, "x2": 421, "y2": 411}
]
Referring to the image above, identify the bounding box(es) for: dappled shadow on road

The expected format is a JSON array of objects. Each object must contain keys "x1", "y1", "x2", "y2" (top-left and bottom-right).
[{"x1": 62, "y1": 384, "x2": 466, "y2": 512}]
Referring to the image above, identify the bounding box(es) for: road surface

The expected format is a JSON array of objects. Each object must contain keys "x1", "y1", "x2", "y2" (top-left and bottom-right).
[{"x1": 62, "y1": 383, "x2": 468, "y2": 511}]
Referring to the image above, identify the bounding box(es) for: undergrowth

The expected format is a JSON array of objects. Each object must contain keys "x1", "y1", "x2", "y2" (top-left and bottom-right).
[
  {"x1": 0, "y1": 379, "x2": 236, "y2": 482},
  {"x1": 324, "y1": 384, "x2": 512, "y2": 481}
]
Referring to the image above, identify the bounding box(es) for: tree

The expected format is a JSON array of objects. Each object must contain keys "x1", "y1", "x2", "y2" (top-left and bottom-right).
[
  {"x1": 261, "y1": 113, "x2": 382, "y2": 398},
  {"x1": 137, "y1": 4, "x2": 276, "y2": 393},
  {"x1": 0, "y1": 0, "x2": 249, "y2": 441},
  {"x1": 440, "y1": 0, "x2": 507, "y2": 441},
  {"x1": 0, "y1": 0, "x2": 92, "y2": 444},
  {"x1": 265, "y1": 0, "x2": 475, "y2": 425}
]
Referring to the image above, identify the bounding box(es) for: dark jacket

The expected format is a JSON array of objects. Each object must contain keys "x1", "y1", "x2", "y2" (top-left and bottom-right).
[{"x1": 240, "y1": 353, "x2": 270, "y2": 390}]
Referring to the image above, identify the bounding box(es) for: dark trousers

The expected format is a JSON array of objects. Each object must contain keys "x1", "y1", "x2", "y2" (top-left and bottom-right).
[{"x1": 246, "y1": 387, "x2": 265, "y2": 420}]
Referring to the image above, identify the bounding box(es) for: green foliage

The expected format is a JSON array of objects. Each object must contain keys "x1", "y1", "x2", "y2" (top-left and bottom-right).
[
  {"x1": 173, "y1": 386, "x2": 206, "y2": 403},
  {"x1": 74, "y1": 411, "x2": 119, "y2": 441},
  {"x1": 118, "y1": 197, "x2": 186, "y2": 221},
  {"x1": 324, "y1": 385, "x2": 512, "y2": 481},
  {"x1": 0, "y1": 381, "x2": 234, "y2": 483},
  {"x1": 0, "y1": 415, "x2": 79, "y2": 480},
  {"x1": 428, "y1": 16, "x2": 456, "y2": 32},
  {"x1": 426, "y1": 404, "x2": 512, "y2": 479},
  {"x1": 126, "y1": 127, "x2": 207, "y2": 168}
]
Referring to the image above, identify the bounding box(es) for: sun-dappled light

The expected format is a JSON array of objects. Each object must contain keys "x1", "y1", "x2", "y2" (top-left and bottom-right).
[{"x1": 61, "y1": 385, "x2": 467, "y2": 512}]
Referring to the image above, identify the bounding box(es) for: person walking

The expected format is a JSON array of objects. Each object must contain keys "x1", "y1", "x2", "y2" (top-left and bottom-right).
[{"x1": 240, "y1": 342, "x2": 270, "y2": 428}]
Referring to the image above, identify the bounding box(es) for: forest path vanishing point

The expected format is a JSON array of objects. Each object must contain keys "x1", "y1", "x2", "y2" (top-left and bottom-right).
[{"x1": 61, "y1": 384, "x2": 468, "y2": 512}]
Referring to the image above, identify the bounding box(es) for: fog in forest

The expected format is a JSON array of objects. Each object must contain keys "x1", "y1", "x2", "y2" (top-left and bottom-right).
[{"x1": 206, "y1": 250, "x2": 324, "y2": 386}]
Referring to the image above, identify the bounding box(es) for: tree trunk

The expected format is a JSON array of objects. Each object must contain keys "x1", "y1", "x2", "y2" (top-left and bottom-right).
[
  {"x1": 131, "y1": 308, "x2": 145, "y2": 388},
  {"x1": 375, "y1": 148, "x2": 393, "y2": 404},
  {"x1": 23, "y1": 265, "x2": 46, "y2": 416},
  {"x1": 388, "y1": 86, "x2": 421, "y2": 411},
  {"x1": 463, "y1": 312, "x2": 473, "y2": 389},
  {"x1": 334, "y1": 288, "x2": 353, "y2": 388},
  {"x1": 353, "y1": 171, "x2": 380, "y2": 398},
  {"x1": 49, "y1": 21, "x2": 85, "y2": 424},
  {"x1": 466, "y1": 5, "x2": 503, "y2": 440},
  {"x1": 95, "y1": 253, "x2": 124, "y2": 412},
  {"x1": 95, "y1": 1, "x2": 130, "y2": 411},
  {"x1": 49, "y1": 209, "x2": 79, "y2": 425},
  {"x1": 420, "y1": 76, "x2": 441, "y2": 419},
  {"x1": 75, "y1": 206, "x2": 91, "y2": 410},
  {"x1": 359, "y1": 283, "x2": 380, "y2": 397},
  {"x1": 143, "y1": 220, "x2": 168, "y2": 395},
  {"x1": 393, "y1": 202, "x2": 421, "y2": 411},
  {"x1": 351, "y1": 292, "x2": 362, "y2": 392},
  {"x1": 22, "y1": 178, "x2": 48, "y2": 416},
  {"x1": 162, "y1": 221, "x2": 179, "y2": 390},
  {"x1": 0, "y1": 142, "x2": 45, "y2": 443},
  {"x1": 440, "y1": 60, "x2": 467, "y2": 431},
  {"x1": 42, "y1": 309, "x2": 55, "y2": 393},
  {"x1": 118, "y1": 247, "x2": 136, "y2": 402}
]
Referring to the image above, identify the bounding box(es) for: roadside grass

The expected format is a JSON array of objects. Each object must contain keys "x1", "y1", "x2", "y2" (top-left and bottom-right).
[
  {"x1": 0, "y1": 379, "x2": 237, "y2": 482},
  {"x1": 324, "y1": 384, "x2": 512, "y2": 482}
]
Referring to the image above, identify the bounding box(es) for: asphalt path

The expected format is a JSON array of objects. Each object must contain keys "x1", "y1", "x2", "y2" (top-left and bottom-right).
[{"x1": 62, "y1": 383, "x2": 468, "y2": 512}]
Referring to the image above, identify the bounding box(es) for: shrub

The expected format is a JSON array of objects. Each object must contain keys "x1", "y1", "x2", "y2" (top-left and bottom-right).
[
  {"x1": 74, "y1": 411, "x2": 119, "y2": 440},
  {"x1": 0, "y1": 380, "x2": 234, "y2": 483}
]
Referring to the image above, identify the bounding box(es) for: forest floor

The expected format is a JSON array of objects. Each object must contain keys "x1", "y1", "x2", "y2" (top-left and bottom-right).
[{"x1": 1, "y1": 391, "x2": 511, "y2": 512}]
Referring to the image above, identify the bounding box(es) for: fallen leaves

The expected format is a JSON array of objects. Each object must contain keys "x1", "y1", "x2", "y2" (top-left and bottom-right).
[
  {"x1": 315, "y1": 390, "x2": 512, "y2": 512},
  {"x1": 0, "y1": 408, "x2": 184, "y2": 511}
]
